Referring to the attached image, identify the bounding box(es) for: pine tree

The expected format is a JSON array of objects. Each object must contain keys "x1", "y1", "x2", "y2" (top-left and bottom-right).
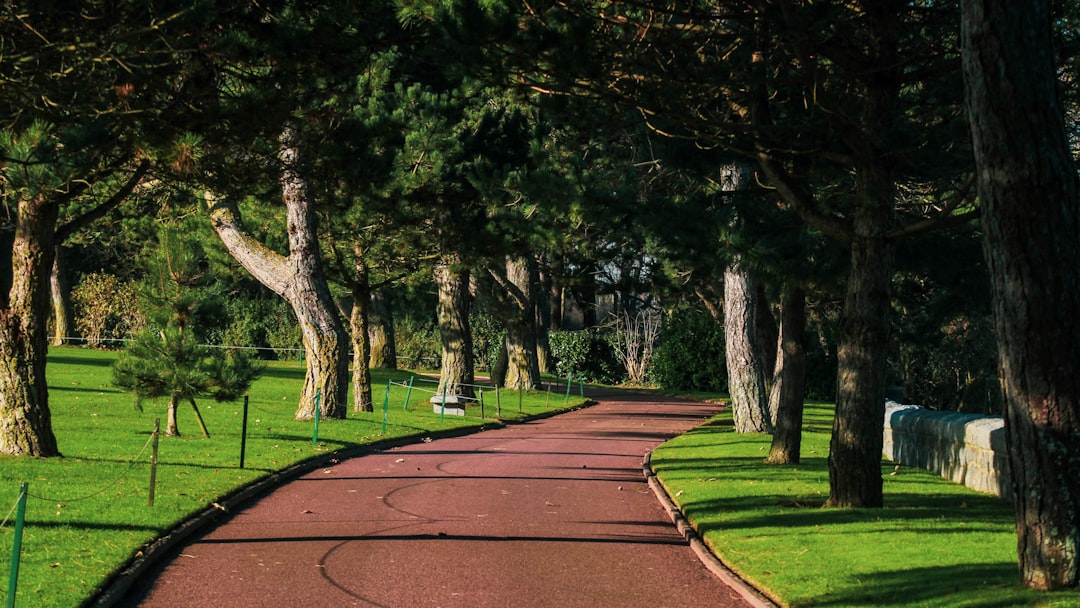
[{"x1": 112, "y1": 226, "x2": 262, "y2": 437}]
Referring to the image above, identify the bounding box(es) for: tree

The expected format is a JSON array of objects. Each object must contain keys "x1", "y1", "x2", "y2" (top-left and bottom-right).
[
  {"x1": 0, "y1": 2, "x2": 225, "y2": 456},
  {"x1": 205, "y1": 127, "x2": 350, "y2": 419},
  {"x1": 112, "y1": 226, "x2": 262, "y2": 437},
  {"x1": 961, "y1": 0, "x2": 1080, "y2": 590}
]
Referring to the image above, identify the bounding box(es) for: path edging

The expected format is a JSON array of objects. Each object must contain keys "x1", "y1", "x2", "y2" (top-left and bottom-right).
[{"x1": 643, "y1": 451, "x2": 780, "y2": 608}]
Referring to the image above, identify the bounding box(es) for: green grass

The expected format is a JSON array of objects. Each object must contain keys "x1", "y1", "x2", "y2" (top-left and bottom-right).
[
  {"x1": 0, "y1": 346, "x2": 587, "y2": 608},
  {"x1": 649, "y1": 395, "x2": 1080, "y2": 608}
]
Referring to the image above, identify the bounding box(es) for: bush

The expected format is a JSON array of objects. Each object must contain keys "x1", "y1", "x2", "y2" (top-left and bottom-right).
[
  {"x1": 470, "y1": 312, "x2": 504, "y2": 372},
  {"x1": 218, "y1": 297, "x2": 301, "y2": 360},
  {"x1": 549, "y1": 329, "x2": 623, "y2": 385},
  {"x1": 395, "y1": 316, "x2": 441, "y2": 370},
  {"x1": 71, "y1": 272, "x2": 145, "y2": 347},
  {"x1": 650, "y1": 307, "x2": 727, "y2": 393}
]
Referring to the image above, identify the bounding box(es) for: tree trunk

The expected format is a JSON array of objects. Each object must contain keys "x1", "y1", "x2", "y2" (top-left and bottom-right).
[
  {"x1": 368, "y1": 288, "x2": 397, "y2": 369},
  {"x1": 536, "y1": 257, "x2": 553, "y2": 374},
  {"x1": 827, "y1": 194, "x2": 893, "y2": 508},
  {"x1": 0, "y1": 194, "x2": 60, "y2": 456},
  {"x1": 766, "y1": 286, "x2": 807, "y2": 465},
  {"x1": 724, "y1": 262, "x2": 770, "y2": 433},
  {"x1": 962, "y1": 0, "x2": 1080, "y2": 589},
  {"x1": 434, "y1": 257, "x2": 475, "y2": 399},
  {"x1": 206, "y1": 127, "x2": 349, "y2": 420},
  {"x1": 50, "y1": 246, "x2": 75, "y2": 346},
  {"x1": 756, "y1": 283, "x2": 779, "y2": 414},
  {"x1": 188, "y1": 398, "x2": 210, "y2": 438},
  {"x1": 350, "y1": 260, "x2": 373, "y2": 413},
  {"x1": 503, "y1": 255, "x2": 541, "y2": 390},
  {"x1": 165, "y1": 394, "x2": 181, "y2": 437}
]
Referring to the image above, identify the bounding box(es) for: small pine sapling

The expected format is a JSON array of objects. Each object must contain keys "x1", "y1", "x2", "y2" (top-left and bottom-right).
[{"x1": 112, "y1": 225, "x2": 263, "y2": 436}]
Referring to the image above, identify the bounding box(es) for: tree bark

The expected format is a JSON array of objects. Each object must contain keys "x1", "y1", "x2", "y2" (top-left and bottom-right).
[
  {"x1": 756, "y1": 283, "x2": 779, "y2": 413},
  {"x1": 724, "y1": 262, "x2": 770, "y2": 433},
  {"x1": 50, "y1": 246, "x2": 75, "y2": 346},
  {"x1": 165, "y1": 394, "x2": 180, "y2": 437},
  {"x1": 434, "y1": 257, "x2": 475, "y2": 399},
  {"x1": 206, "y1": 127, "x2": 349, "y2": 420},
  {"x1": 827, "y1": 188, "x2": 893, "y2": 509},
  {"x1": 962, "y1": 0, "x2": 1080, "y2": 589},
  {"x1": 0, "y1": 194, "x2": 60, "y2": 456},
  {"x1": 368, "y1": 288, "x2": 397, "y2": 369},
  {"x1": 503, "y1": 255, "x2": 541, "y2": 390},
  {"x1": 535, "y1": 257, "x2": 553, "y2": 374},
  {"x1": 766, "y1": 286, "x2": 807, "y2": 465},
  {"x1": 349, "y1": 257, "x2": 373, "y2": 413}
]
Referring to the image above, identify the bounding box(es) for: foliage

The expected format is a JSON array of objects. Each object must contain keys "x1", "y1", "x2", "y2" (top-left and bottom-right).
[
  {"x1": 470, "y1": 311, "x2": 504, "y2": 372},
  {"x1": 650, "y1": 307, "x2": 727, "y2": 393},
  {"x1": 219, "y1": 296, "x2": 302, "y2": 360},
  {"x1": 111, "y1": 226, "x2": 264, "y2": 434},
  {"x1": 889, "y1": 231, "x2": 999, "y2": 413},
  {"x1": 650, "y1": 398, "x2": 1079, "y2": 607},
  {"x1": 71, "y1": 272, "x2": 145, "y2": 347},
  {"x1": 112, "y1": 326, "x2": 263, "y2": 410},
  {"x1": 548, "y1": 329, "x2": 622, "y2": 384},
  {"x1": 394, "y1": 316, "x2": 441, "y2": 370}
]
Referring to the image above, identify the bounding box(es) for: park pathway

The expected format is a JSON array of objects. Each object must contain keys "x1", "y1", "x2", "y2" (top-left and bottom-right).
[{"x1": 120, "y1": 389, "x2": 758, "y2": 608}]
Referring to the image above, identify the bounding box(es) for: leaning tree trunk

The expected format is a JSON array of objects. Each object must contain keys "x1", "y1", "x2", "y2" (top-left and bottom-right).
[
  {"x1": 503, "y1": 255, "x2": 541, "y2": 390},
  {"x1": 962, "y1": 0, "x2": 1080, "y2": 589},
  {"x1": 349, "y1": 258, "x2": 373, "y2": 413},
  {"x1": 368, "y1": 288, "x2": 397, "y2": 369},
  {"x1": 206, "y1": 127, "x2": 349, "y2": 420},
  {"x1": 0, "y1": 194, "x2": 60, "y2": 456},
  {"x1": 766, "y1": 286, "x2": 807, "y2": 465},
  {"x1": 49, "y1": 246, "x2": 75, "y2": 346},
  {"x1": 724, "y1": 262, "x2": 770, "y2": 433},
  {"x1": 434, "y1": 257, "x2": 475, "y2": 400}
]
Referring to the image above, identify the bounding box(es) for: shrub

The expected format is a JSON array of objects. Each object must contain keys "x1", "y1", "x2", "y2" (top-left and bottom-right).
[
  {"x1": 470, "y1": 312, "x2": 504, "y2": 372},
  {"x1": 395, "y1": 316, "x2": 441, "y2": 370},
  {"x1": 219, "y1": 297, "x2": 301, "y2": 360},
  {"x1": 650, "y1": 307, "x2": 727, "y2": 393},
  {"x1": 71, "y1": 272, "x2": 145, "y2": 347},
  {"x1": 549, "y1": 329, "x2": 623, "y2": 385}
]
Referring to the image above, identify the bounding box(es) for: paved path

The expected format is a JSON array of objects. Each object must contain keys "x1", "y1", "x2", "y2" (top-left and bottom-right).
[{"x1": 120, "y1": 389, "x2": 758, "y2": 608}]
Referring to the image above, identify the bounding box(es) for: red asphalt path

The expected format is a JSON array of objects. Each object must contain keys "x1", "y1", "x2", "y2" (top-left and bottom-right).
[{"x1": 119, "y1": 390, "x2": 758, "y2": 608}]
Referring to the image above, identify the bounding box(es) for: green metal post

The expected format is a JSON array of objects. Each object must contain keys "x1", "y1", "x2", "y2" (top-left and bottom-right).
[
  {"x1": 149, "y1": 418, "x2": 160, "y2": 507},
  {"x1": 382, "y1": 380, "x2": 391, "y2": 434},
  {"x1": 518, "y1": 384, "x2": 523, "y2": 413},
  {"x1": 7, "y1": 482, "x2": 28, "y2": 608},
  {"x1": 579, "y1": 375, "x2": 585, "y2": 398},
  {"x1": 479, "y1": 387, "x2": 485, "y2": 419},
  {"x1": 403, "y1": 376, "x2": 414, "y2": 410},
  {"x1": 239, "y1": 395, "x2": 249, "y2": 469},
  {"x1": 564, "y1": 373, "x2": 572, "y2": 402},
  {"x1": 496, "y1": 385, "x2": 502, "y2": 418},
  {"x1": 439, "y1": 383, "x2": 447, "y2": 423}
]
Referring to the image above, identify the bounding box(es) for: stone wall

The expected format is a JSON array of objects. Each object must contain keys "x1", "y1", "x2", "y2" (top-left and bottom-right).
[{"x1": 882, "y1": 402, "x2": 1011, "y2": 500}]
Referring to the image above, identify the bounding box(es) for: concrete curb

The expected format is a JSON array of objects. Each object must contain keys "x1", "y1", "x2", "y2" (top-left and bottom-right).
[{"x1": 643, "y1": 451, "x2": 779, "y2": 608}]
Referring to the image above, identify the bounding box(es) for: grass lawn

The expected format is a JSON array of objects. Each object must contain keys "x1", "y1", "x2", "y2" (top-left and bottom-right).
[
  {"x1": 649, "y1": 396, "x2": 1080, "y2": 608},
  {"x1": 0, "y1": 346, "x2": 587, "y2": 608}
]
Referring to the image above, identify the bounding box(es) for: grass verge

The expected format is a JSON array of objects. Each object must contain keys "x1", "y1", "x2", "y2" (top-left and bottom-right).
[
  {"x1": 649, "y1": 396, "x2": 1080, "y2": 608},
  {"x1": 0, "y1": 346, "x2": 587, "y2": 608}
]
